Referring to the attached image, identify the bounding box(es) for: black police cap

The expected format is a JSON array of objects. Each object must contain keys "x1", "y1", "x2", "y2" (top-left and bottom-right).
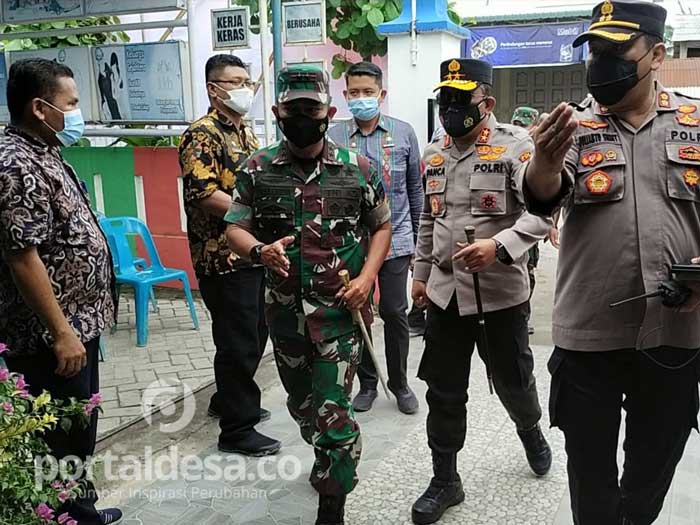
[
  {"x1": 434, "y1": 59, "x2": 493, "y2": 92},
  {"x1": 573, "y1": 0, "x2": 667, "y2": 48}
]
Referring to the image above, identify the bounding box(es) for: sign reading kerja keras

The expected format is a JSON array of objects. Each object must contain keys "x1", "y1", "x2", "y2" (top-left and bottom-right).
[
  {"x1": 283, "y1": 0, "x2": 326, "y2": 46},
  {"x1": 211, "y1": 7, "x2": 250, "y2": 50}
]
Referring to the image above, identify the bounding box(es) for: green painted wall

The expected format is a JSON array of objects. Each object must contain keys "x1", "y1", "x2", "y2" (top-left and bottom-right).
[{"x1": 62, "y1": 147, "x2": 138, "y2": 218}]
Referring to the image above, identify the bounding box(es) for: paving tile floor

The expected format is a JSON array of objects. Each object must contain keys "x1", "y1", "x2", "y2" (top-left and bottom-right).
[
  {"x1": 97, "y1": 289, "x2": 219, "y2": 437},
  {"x1": 98, "y1": 332, "x2": 700, "y2": 524}
]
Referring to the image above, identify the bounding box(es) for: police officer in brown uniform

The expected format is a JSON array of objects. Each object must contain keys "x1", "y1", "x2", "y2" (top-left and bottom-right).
[
  {"x1": 411, "y1": 59, "x2": 553, "y2": 524},
  {"x1": 525, "y1": 2, "x2": 700, "y2": 524}
]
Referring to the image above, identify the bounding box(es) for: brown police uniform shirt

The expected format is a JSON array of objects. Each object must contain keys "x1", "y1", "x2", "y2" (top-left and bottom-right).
[
  {"x1": 525, "y1": 83, "x2": 700, "y2": 351},
  {"x1": 414, "y1": 114, "x2": 551, "y2": 316}
]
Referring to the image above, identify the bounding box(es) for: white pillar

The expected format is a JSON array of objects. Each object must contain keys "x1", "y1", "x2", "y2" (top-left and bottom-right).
[{"x1": 386, "y1": 32, "x2": 463, "y2": 148}]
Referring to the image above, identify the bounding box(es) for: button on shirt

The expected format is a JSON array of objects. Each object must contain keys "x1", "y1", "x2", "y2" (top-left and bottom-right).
[
  {"x1": 0, "y1": 127, "x2": 115, "y2": 356},
  {"x1": 328, "y1": 115, "x2": 423, "y2": 259},
  {"x1": 414, "y1": 115, "x2": 551, "y2": 316},
  {"x1": 525, "y1": 83, "x2": 700, "y2": 351},
  {"x1": 179, "y1": 108, "x2": 261, "y2": 278}
]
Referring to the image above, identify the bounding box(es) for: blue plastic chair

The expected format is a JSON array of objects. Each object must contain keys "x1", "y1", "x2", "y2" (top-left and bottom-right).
[{"x1": 99, "y1": 217, "x2": 199, "y2": 347}]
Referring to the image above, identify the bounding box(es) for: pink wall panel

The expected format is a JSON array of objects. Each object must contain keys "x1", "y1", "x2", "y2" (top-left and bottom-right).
[{"x1": 134, "y1": 147, "x2": 197, "y2": 290}]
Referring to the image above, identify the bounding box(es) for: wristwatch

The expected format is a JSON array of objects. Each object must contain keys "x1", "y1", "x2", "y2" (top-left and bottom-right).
[
  {"x1": 494, "y1": 240, "x2": 513, "y2": 265},
  {"x1": 249, "y1": 243, "x2": 265, "y2": 264}
]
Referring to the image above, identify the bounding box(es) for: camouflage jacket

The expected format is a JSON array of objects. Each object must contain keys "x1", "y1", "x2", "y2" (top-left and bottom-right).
[{"x1": 225, "y1": 139, "x2": 391, "y2": 342}]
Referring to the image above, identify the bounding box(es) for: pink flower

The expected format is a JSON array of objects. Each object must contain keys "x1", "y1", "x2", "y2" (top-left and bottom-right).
[
  {"x1": 0, "y1": 343, "x2": 6, "y2": 354},
  {"x1": 57, "y1": 491, "x2": 70, "y2": 503},
  {"x1": 67, "y1": 520, "x2": 78, "y2": 525},
  {"x1": 65, "y1": 480, "x2": 77, "y2": 490},
  {"x1": 51, "y1": 480, "x2": 63, "y2": 490},
  {"x1": 0, "y1": 368, "x2": 9, "y2": 382},
  {"x1": 35, "y1": 503, "x2": 54, "y2": 521},
  {"x1": 84, "y1": 404, "x2": 94, "y2": 416},
  {"x1": 57, "y1": 512, "x2": 71, "y2": 524},
  {"x1": 15, "y1": 375, "x2": 27, "y2": 390},
  {"x1": 89, "y1": 393, "x2": 103, "y2": 406},
  {"x1": 18, "y1": 390, "x2": 30, "y2": 399},
  {"x1": 2, "y1": 402, "x2": 13, "y2": 415}
]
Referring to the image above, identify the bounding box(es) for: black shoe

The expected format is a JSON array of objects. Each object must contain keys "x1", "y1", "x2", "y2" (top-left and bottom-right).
[
  {"x1": 99, "y1": 508, "x2": 123, "y2": 524},
  {"x1": 517, "y1": 423, "x2": 552, "y2": 476},
  {"x1": 528, "y1": 323, "x2": 535, "y2": 335},
  {"x1": 208, "y1": 405, "x2": 271, "y2": 423},
  {"x1": 412, "y1": 477, "x2": 465, "y2": 524},
  {"x1": 393, "y1": 386, "x2": 419, "y2": 415},
  {"x1": 316, "y1": 494, "x2": 346, "y2": 525},
  {"x1": 218, "y1": 430, "x2": 281, "y2": 457},
  {"x1": 352, "y1": 388, "x2": 378, "y2": 412},
  {"x1": 412, "y1": 451, "x2": 464, "y2": 524}
]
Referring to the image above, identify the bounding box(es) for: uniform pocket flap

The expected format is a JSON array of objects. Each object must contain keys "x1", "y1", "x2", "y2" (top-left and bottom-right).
[
  {"x1": 425, "y1": 176, "x2": 447, "y2": 194},
  {"x1": 256, "y1": 199, "x2": 294, "y2": 217},
  {"x1": 577, "y1": 146, "x2": 626, "y2": 173},
  {"x1": 469, "y1": 174, "x2": 506, "y2": 191},
  {"x1": 666, "y1": 142, "x2": 700, "y2": 165}
]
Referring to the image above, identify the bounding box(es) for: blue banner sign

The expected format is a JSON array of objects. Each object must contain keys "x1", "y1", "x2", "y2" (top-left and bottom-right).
[{"x1": 463, "y1": 23, "x2": 587, "y2": 67}]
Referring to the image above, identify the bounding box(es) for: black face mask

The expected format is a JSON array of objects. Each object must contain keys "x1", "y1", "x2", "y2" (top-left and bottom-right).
[
  {"x1": 279, "y1": 115, "x2": 328, "y2": 148},
  {"x1": 439, "y1": 100, "x2": 485, "y2": 139},
  {"x1": 586, "y1": 47, "x2": 653, "y2": 107}
]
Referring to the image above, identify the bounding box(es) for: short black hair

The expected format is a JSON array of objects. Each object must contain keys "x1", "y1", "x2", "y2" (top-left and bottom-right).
[
  {"x1": 643, "y1": 34, "x2": 663, "y2": 49},
  {"x1": 7, "y1": 58, "x2": 74, "y2": 124},
  {"x1": 205, "y1": 54, "x2": 246, "y2": 82},
  {"x1": 346, "y1": 61, "x2": 383, "y2": 88}
]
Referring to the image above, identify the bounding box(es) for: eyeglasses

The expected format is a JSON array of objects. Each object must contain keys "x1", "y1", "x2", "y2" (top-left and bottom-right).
[{"x1": 211, "y1": 79, "x2": 257, "y2": 90}]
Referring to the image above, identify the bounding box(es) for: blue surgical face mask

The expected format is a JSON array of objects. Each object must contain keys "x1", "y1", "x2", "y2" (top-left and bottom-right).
[
  {"x1": 348, "y1": 96, "x2": 380, "y2": 121},
  {"x1": 41, "y1": 100, "x2": 85, "y2": 146}
]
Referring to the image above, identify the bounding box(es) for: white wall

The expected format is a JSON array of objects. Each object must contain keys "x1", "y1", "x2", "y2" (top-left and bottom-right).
[{"x1": 387, "y1": 32, "x2": 463, "y2": 150}]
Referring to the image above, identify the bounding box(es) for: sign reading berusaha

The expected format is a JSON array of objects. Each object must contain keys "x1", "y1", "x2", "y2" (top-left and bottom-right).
[{"x1": 283, "y1": 1, "x2": 325, "y2": 45}]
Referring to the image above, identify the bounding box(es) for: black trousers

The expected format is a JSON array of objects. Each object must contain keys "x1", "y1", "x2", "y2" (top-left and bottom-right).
[
  {"x1": 419, "y1": 296, "x2": 542, "y2": 454},
  {"x1": 199, "y1": 267, "x2": 268, "y2": 442},
  {"x1": 5, "y1": 338, "x2": 101, "y2": 525},
  {"x1": 549, "y1": 347, "x2": 700, "y2": 525},
  {"x1": 357, "y1": 255, "x2": 411, "y2": 392}
]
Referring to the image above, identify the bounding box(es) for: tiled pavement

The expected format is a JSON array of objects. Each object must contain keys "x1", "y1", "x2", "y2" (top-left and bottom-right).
[
  {"x1": 96, "y1": 332, "x2": 700, "y2": 524},
  {"x1": 97, "y1": 289, "x2": 219, "y2": 438},
  {"x1": 95, "y1": 247, "x2": 700, "y2": 523}
]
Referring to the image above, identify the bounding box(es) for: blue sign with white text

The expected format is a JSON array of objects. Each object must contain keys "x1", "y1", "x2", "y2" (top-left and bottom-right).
[{"x1": 463, "y1": 23, "x2": 587, "y2": 67}]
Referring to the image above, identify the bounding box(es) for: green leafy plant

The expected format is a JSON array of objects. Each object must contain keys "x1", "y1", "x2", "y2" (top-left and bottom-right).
[
  {"x1": 234, "y1": 0, "x2": 462, "y2": 78},
  {"x1": 0, "y1": 343, "x2": 100, "y2": 525},
  {"x1": 0, "y1": 17, "x2": 130, "y2": 51}
]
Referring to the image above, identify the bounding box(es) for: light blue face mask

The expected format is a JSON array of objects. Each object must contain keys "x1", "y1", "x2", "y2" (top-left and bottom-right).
[
  {"x1": 348, "y1": 97, "x2": 380, "y2": 121},
  {"x1": 41, "y1": 100, "x2": 86, "y2": 147}
]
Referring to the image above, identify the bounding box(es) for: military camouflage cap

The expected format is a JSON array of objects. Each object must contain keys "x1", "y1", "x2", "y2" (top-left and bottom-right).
[
  {"x1": 511, "y1": 106, "x2": 540, "y2": 127},
  {"x1": 277, "y1": 65, "x2": 331, "y2": 104}
]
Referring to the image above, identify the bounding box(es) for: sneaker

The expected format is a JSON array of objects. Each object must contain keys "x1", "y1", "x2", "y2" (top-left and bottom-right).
[
  {"x1": 99, "y1": 508, "x2": 123, "y2": 524},
  {"x1": 392, "y1": 386, "x2": 419, "y2": 415},
  {"x1": 218, "y1": 430, "x2": 281, "y2": 457},
  {"x1": 352, "y1": 389, "x2": 378, "y2": 412},
  {"x1": 517, "y1": 423, "x2": 552, "y2": 476}
]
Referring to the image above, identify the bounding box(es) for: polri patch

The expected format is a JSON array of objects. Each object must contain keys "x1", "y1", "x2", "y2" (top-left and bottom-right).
[
  {"x1": 679, "y1": 145, "x2": 700, "y2": 161},
  {"x1": 581, "y1": 150, "x2": 604, "y2": 167},
  {"x1": 481, "y1": 193, "x2": 498, "y2": 209}
]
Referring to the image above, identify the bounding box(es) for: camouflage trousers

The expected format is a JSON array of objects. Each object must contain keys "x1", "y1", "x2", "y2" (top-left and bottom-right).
[{"x1": 271, "y1": 327, "x2": 363, "y2": 496}]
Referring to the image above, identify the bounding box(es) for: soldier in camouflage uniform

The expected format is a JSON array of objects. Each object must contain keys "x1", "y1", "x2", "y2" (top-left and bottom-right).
[{"x1": 225, "y1": 65, "x2": 392, "y2": 525}]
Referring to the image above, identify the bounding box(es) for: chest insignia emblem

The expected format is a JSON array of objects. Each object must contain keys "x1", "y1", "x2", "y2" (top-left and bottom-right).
[{"x1": 585, "y1": 170, "x2": 613, "y2": 195}]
